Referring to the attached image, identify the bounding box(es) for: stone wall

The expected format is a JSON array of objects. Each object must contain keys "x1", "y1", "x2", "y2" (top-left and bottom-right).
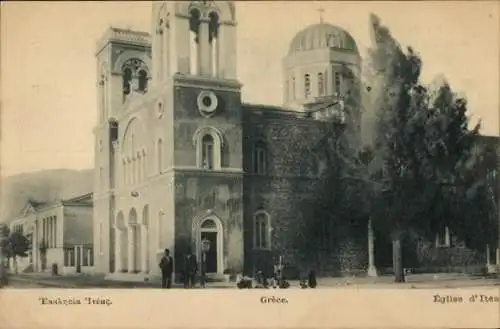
[
  {"x1": 242, "y1": 110, "x2": 367, "y2": 277},
  {"x1": 174, "y1": 172, "x2": 244, "y2": 278},
  {"x1": 414, "y1": 238, "x2": 486, "y2": 273},
  {"x1": 172, "y1": 80, "x2": 243, "y2": 169}
]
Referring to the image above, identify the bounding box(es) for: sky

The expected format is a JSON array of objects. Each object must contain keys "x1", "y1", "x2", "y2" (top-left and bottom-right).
[{"x1": 1, "y1": 1, "x2": 499, "y2": 177}]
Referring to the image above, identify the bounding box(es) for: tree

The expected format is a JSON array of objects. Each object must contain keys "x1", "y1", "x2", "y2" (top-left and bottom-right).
[
  {"x1": 2, "y1": 232, "x2": 31, "y2": 274},
  {"x1": 364, "y1": 14, "x2": 483, "y2": 282},
  {"x1": 0, "y1": 223, "x2": 10, "y2": 285},
  {"x1": 448, "y1": 136, "x2": 498, "y2": 252}
]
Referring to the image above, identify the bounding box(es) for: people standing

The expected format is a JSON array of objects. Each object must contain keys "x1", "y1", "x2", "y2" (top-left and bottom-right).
[
  {"x1": 307, "y1": 269, "x2": 317, "y2": 288},
  {"x1": 159, "y1": 249, "x2": 174, "y2": 289},
  {"x1": 183, "y1": 251, "x2": 198, "y2": 288}
]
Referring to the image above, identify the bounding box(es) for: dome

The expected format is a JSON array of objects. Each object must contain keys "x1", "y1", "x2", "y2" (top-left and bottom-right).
[{"x1": 288, "y1": 23, "x2": 358, "y2": 55}]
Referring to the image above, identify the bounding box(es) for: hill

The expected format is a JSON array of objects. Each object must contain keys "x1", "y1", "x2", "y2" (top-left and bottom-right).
[{"x1": 0, "y1": 168, "x2": 94, "y2": 223}]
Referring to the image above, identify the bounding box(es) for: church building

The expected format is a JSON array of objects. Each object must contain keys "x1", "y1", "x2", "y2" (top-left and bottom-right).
[{"x1": 92, "y1": 0, "x2": 367, "y2": 281}]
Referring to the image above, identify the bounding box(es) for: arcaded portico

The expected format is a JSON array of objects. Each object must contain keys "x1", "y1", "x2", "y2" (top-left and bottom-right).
[{"x1": 112, "y1": 207, "x2": 151, "y2": 275}]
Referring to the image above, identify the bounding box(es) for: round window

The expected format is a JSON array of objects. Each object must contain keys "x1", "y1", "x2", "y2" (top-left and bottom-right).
[
  {"x1": 197, "y1": 91, "x2": 218, "y2": 117},
  {"x1": 202, "y1": 96, "x2": 212, "y2": 107}
]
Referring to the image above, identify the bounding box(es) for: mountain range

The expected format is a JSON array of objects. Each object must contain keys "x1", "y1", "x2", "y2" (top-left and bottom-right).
[{"x1": 0, "y1": 168, "x2": 93, "y2": 223}]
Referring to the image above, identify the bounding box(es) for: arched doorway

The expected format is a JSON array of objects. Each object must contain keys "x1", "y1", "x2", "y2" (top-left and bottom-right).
[
  {"x1": 116, "y1": 212, "x2": 128, "y2": 272},
  {"x1": 109, "y1": 216, "x2": 116, "y2": 273},
  {"x1": 142, "y1": 205, "x2": 150, "y2": 274},
  {"x1": 194, "y1": 217, "x2": 224, "y2": 275},
  {"x1": 128, "y1": 208, "x2": 141, "y2": 273}
]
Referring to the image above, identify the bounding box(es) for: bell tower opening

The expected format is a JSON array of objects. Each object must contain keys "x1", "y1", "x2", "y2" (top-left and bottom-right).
[
  {"x1": 151, "y1": 1, "x2": 237, "y2": 80},
  {"x1": 208, "y1": 11, "x2": 220, "y2": 77},
  {"x1": 189, "y1": 8, "x2": 201, "y2": 75},
  {"x1": 121, "y1": 59, "x2": 150, "y2": 102}
]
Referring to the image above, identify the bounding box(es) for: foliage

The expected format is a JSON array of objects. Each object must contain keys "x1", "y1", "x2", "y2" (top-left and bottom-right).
[
  {"x1": 269, "y1": 13, "x2": 495, "y2": 278},
  {"x1": 2, "y1": 232, "x2": 30, "y2": 259},
  {"x1": 448, "y1": 137, "x2": 499, "y2": 251},
  {"x1": 0, "y1": 224, "x2": 10, "y2": 239},
  {"x1": 356, "y1": 14, "x2": 491, "y2": 283},
  {"x1": 288, "y1": 14, "x2": 493, "y2": 279}
]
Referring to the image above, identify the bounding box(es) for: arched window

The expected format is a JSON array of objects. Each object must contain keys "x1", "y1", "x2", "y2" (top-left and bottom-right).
[
  {"x1": 202, "y1": 134, "x2": 214, "y2": 170},
  {"x1": 189, "y1": 8, "x2": 201, "y2": 75},
  {"x1": 138, "y1": 70, "x2": 148, "y2": 92},
  {"x1": 142, "y1": 150, "x2": 147, "y2": 180},
  {"x1": 98, "y1": 75, "x2": 106, "y2": 121},
  {"x1": 158, "y1": 211, "x2": 165, "y2": 249},
  {"x1": 99, "y1": 166, "x2": 104, "y2": 189},
  {"x1": 208, "y1": 12, "x2": 220, "y2": 77},
  {"x1": 122, "y1": 68, "x2": 132, "y2": 100},
  {"x1": 318, "y1": 72, "x2": 325, "y2": 96},
  {"x1": 137, "y1": 153, "x2": 142, "y2": 183},
  {"x1": 157, "y1": 139, "x2": 163, "y2": 174},
  {"x1": 436, "y1": 226, "x2": 451, "y2": 248},
  {"x1": 132, "y1": 157, "x2": 137, "y2": 185},
  {"x1": 292, "y1": 77, "x2": 296, "y2": 99},
  {"x1": 304, "y1": 74, "x2": 311, "y2": 98},
  {"x1": 193, "y1": 126, "x2": 224, "y2": 170},
  {"x1": 121, "y1": 59, "x2": 149, "y2": 101},
  {"x1": 201, "y1": 219, "x2": 216, "y2": 229},
  {"x1": 334, "y1": 71, "x2": 341, "y2": 96},
  {"x1": 122, "y1": 159, "x2": 126, "y2": 186},
  {"x1": 254, "y1": 211, "x2": 270, "y2": 249},
  {"x1": 253, "y1": 143, "x2": 266, "y2": 175}
]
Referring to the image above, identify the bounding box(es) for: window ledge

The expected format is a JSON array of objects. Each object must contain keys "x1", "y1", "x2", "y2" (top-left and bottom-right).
[{"x1": 252, "y1": 247, "x2": 271, "y2": 252}]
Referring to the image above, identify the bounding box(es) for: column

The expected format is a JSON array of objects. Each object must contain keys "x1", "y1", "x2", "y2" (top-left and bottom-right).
[
  {"x1": 189, "y1": 29, "x2": 198, "y2": 75},
  {"x1": 141, "y1": 224, "x2": 149, "y2": 274},
  {"x1": 218, "y1": 24, "x2": 226, "y2": 78},
  {"x1": 43, "y1": 219, "x2": 46, "y2": 245},
  {"x1": 47, "y1": 219, "x2": 50, "y2": 248},
  {"x1": 127, "y1": 226, "x2": 135, "y2": 273},
  {"x1": 115, "y1": 227, "x2": 122, "y2": 272},
  {"x1": 53, "y1": 217, "x2": 57, "y2": 247},
  {"x1": 34, "y1": 220, "x2": 38, "y2": 270},
  {"x1": 49, "y1": 218, "x2": 52, "y2": 248},
  {"x1": 50, "y1": 218, "x2": 54, "y2": 248},
  {"x1": 51, "y1": 218, "x2": 54, "y2": 247},
  {"x1": 367, "y1": 218, "x2": 378, "y2": 277},
  {"x1": 80, "y1": 246, "x2": 84, "y2": 268},
  {"x1": 199, "y1": 22, "x2": 210, "y2": 75}
]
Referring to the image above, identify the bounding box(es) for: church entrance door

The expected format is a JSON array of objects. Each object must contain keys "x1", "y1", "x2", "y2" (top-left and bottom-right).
[
  {"x1": 196, "y1": 217, "x2": 224, "y2": 275},
  {"x1": 200, "y1": 231, "x2": 217, "y2": 273}
]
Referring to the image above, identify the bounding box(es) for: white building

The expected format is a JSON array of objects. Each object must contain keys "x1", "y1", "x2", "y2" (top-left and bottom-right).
[{"x1": 8, "y1": 193, "x2": 94, "y2": 275}]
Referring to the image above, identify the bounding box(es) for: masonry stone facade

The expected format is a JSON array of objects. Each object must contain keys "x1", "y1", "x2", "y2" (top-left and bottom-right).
[{"x1": 91, "y1": 1, "x2": 367, "y2": 281}]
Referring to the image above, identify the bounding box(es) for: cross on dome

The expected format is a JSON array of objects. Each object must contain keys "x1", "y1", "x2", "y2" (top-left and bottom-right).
[{"x1": 317, "y1": 7, "x2": 325, "y2": 24}]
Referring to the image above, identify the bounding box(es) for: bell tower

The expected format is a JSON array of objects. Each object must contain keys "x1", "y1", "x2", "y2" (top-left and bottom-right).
[
  {"x1": 151, "y1": 1, "x2": 237, "y2": 82},
  {"x1": 150, "y1": 1, "x2": 245, "y2": 276}
]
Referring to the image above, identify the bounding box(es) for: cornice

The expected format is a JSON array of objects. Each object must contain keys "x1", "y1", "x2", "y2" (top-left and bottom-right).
[
  {"x1": 175, "y1": 166, "x2": 244, "y2": 175},
  {"x1": 173, "y1": 73, "x2": 242, "y2": 92},
  {"x1": 95, "y1": 27, "x2": 151, "y2": 56}
]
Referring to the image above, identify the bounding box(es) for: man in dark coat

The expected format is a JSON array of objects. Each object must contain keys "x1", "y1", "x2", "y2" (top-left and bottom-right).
[
  {"x1": 159, "y1": 249, "x2": 174, "y2": 289},
  {"x1": 183, "y1": 251, "x2": 198, "y2": 288}
]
